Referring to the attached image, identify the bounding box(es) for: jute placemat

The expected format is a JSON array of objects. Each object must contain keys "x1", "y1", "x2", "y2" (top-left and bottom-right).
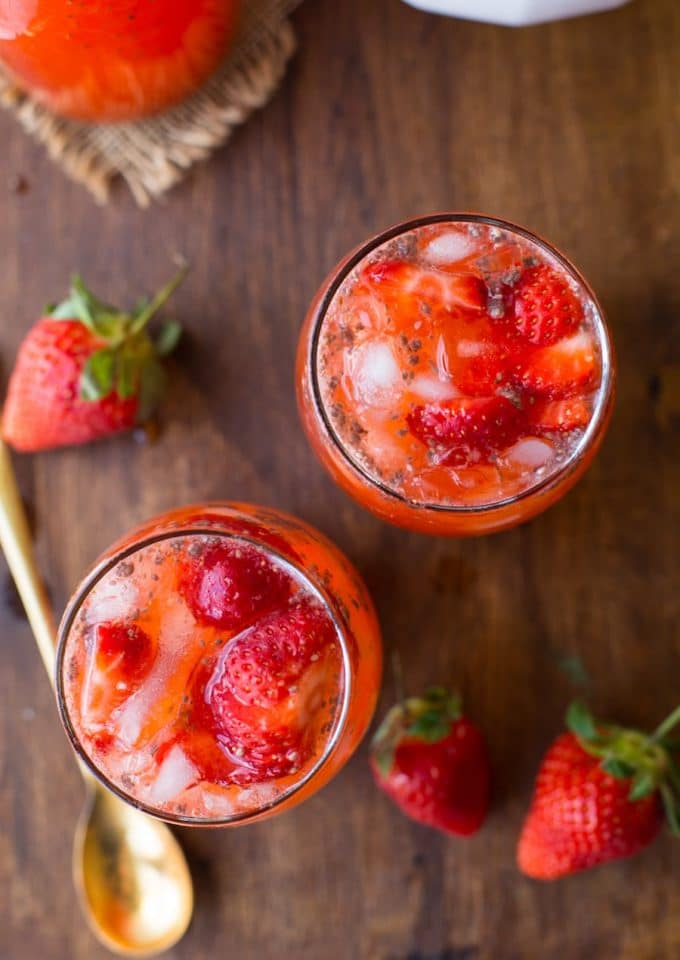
[{"x1": 0, "y1": 0, "x2": 301, "y2": 206}]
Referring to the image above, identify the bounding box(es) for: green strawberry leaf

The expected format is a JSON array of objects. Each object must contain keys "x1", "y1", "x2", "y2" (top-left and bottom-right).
[
  {"x1": 628, "y1": 770, "x2": 657, "y2": 802},
  {"x1": 155, "y1": 320, "x2": 182, "y2": 357},
  {"x1": 373, "y1": 745, "x2": 395, "y2": 778},
  {"x1": 50, "y1": 276, "x2": 126, "y2": 340},
  {"x1": 601, "y1": 756, "x2": 636, "y2": 779},
  {"x1": 372, "y1": 688, "x2": 465, "y2": 779},
  {"x1": 50, "y1": 291, "x2": 93, "y2": 326},
  {"x1": 407, "y1": 711, "x2": 451, "y2": 742},
  {"x1": 566, "y1": 700, "x2": 599, "y2": 741},
  {"x1": 65, "y1": 276, "x2": 107, "y2": 331},
  {"x1": 80, "y1": 348, "x2": 116, "y2": 401},
  {"x1": 47, "y1": 267, "x2": 187, "y2": 430}
]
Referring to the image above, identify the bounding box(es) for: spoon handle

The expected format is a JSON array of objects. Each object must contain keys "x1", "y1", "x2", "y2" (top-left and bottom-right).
[
  {"x1": 0, "y1": 438, "x2": 58, "y2": 684},
  {"x1": 0, "y1": 437, "x2": 98, "y2": 785}
]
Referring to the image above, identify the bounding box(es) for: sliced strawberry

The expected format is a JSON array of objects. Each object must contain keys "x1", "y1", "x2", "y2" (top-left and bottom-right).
[
  {"x1": 177, "y1": 656, "x2": 301, "y2": 785},
  {"x1": 175, "y1": 655, "x2": 236, "y2": 784},
  {"x1": 433, "y1": 306, "x2": 516, "y2": 397},
  {"x1": 95, "y1": 622, "x2": 155, "y2": 684},
  {"x1": 407, "y1": 396, "x2": 525, "y2": 466},
  {"x1": 221, "y1": 598, "x2": 335, "y2": 709},
  {"x1": 81, "y1": 621, "x2": 156, "y2": 728},
  {"x1": 529, "y1": 398, "x2": 591, "y2": 433},
  {"x1": 364, "y1": 260, "x2": 486, "y2": 312},
  {"x1": 178, "y1": 541, "x2": 292, "y2": 631},
  {"x1": 454, "y1": 351, "x2": 512, "y2": 396},
  {"x1": 176, "y1": 714, "x2": 300, "y2": 788},
  {"x1": 181, "y1": 598, "x2": 337, "y2": 784},
  {"x1": 512, "y1": 264, "x2": 583, "y2": 346},
  {"x1": 515, "y1": 332, "x2": 598, "y2": 398},
  {"x1": 444, "y1": 323, "x2": 523, "y2": 397},
  {"x1": 211, "y1": 690, "x2": 306, "y2": 783}
]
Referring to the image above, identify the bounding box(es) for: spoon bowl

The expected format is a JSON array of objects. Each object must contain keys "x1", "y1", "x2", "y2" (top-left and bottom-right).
[{"x1": 75, "y1": 779, "x2": 193, "y2": 955}]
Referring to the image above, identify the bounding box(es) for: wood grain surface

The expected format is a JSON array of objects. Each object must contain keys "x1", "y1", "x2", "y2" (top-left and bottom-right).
[{"x1": 1, "y1": 1, "x2": 678, "y2": 958}]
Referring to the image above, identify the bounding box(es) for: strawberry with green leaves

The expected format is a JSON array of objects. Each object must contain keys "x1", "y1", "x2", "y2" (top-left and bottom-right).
[
  {"x1": 518, "y1": 700, "x2": 680, "y2": 879},
  {"x1": 2, "y1": 268, "x2": 186, "y2": 452},
  {"x1": 370, "y1": 687, "x2": 490, "y2": 836}
]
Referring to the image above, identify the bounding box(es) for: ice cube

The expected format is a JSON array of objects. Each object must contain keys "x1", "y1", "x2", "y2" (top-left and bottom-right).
[
  {"x1": 85, "y1": 576, "x2": 139, "y2": 624},
  {"x1": 348, "y1": 292, "x2": 390, "y2": 334},
  {"x1": 409, "y1": 375, "x2": 461, "y2": 402},
  {"x1": 114, "y1": 679, "x2": 161, "y2": 747},
  {"x1": 236, "y1": 783, "x2": 281, "y2": 812},
  {"x1": 106, "y1": 746, "x2": 155, "y2": 784},
  {"x1": 112, "y1": 601, "x2": 198, "y2": 747},
  {"x1": 504, "y1": 438, "x2": 554, "y2": 470},
  {"x1": 550, "y1": 330, "x2": 593, "y2": 356},
  {"x1": 147, "y1": 745, "x2": 198, "y2": 805},
  {"x1": 199, "y1": 788, "x2": 237, "y2": 818},
  {"x1": 424, "y1": 230, "x2": 476, "y2": 266},
  {"x1": 346, "y1": 340, "x2": 402, "y2": 407},
  {"x1": 360, "y1": 422, "x2": 407, "y2": 477},
  {"x1": 113, "y1": 650, "x2": 174, "y2": 746},
  {"x1": 159, "y1": 598, "x2": 197, "y2": 653}
]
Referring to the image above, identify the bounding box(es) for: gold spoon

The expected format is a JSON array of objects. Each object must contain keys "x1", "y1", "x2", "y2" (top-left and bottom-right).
[{"x1": 0, "y1": 438, "x2": 194, "y2": 955}]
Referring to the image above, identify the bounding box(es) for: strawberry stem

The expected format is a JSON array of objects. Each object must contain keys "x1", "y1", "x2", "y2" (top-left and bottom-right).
[
  {"x1": 130, "y1": 263, "x2": 188, "y2": 335},
  {"x1": 651, "y1": 704, "x2": 680, "y2": 744}
]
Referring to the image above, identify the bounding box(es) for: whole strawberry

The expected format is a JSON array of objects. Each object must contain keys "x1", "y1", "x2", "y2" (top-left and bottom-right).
[
  {"x1": 518, "y1": 700, "x2": 680, "y2": 879},
  {"x1": 370, "y1": 687, "x2": 490, "y2": 836},
  {"x1": 2, "y1": 269, "x2": 186, "y2": 452}
]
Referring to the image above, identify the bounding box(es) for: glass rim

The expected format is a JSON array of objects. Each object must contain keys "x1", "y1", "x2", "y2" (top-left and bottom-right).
[
  {"x1": 307, "y1": 212, "x2": 616, "y2": 516},
  {"x1": 55, "y1": 523, "x2": 353, "y2": 827}
]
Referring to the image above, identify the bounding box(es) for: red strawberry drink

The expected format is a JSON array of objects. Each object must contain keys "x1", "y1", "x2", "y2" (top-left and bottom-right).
[
  {"x1": 56, "y1": 504, "x2": 382, "y2": 825},
  {"x1": 297, "y1": 215, "x2": 615, "y2": 535}
]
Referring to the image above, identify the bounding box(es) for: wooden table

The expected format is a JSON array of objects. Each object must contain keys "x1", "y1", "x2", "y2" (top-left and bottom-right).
[{"x1": 1, "y1": 1, "x2": 678, "y2": 957}]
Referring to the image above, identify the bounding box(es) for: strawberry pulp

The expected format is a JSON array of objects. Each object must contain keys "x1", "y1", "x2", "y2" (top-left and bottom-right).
[
  {"x1": 60, "y1": 532, "x2": 345, "y2": 821},
  {"x1": 314, "y1": 220, "x2": 608, "y2": 510}
]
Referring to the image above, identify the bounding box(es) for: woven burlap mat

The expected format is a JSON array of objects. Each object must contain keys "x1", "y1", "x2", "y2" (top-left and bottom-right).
[{"x1": 0, "y1": 1, "x2": 301, "y2": 206}]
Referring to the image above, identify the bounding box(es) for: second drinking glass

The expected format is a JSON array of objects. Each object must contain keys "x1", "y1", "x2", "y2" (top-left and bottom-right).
[
  {"x1": 297, "y1": 214, "x2": 615, "y2": 536},
  {"x1": 56, "y1": 503, "x2": 382, "y2": 826}
]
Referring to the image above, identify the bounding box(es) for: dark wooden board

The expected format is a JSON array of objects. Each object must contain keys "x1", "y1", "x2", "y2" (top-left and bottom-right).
[{"x1": 1, "y1": 0, "x2": 678, "y2": 957}]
